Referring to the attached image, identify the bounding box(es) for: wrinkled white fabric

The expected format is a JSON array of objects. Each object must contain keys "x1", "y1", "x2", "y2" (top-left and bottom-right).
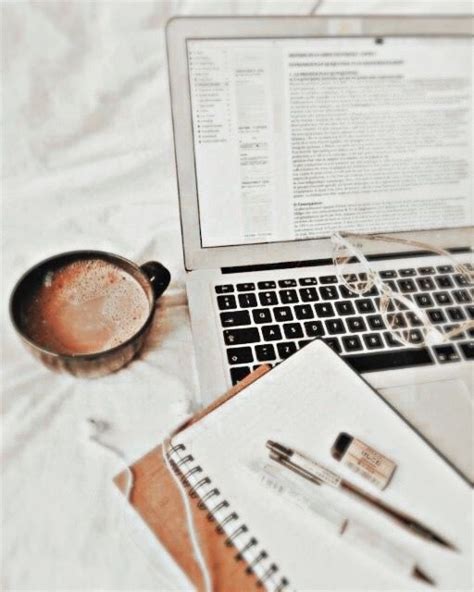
[{"x1": 2, "y1": 1, "x2": 468, "y2": 590}]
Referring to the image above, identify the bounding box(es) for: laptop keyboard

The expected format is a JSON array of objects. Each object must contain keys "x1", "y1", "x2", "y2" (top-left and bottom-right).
[{"x1": 214, "y1": 264, "x2": 474, "y2": 385}]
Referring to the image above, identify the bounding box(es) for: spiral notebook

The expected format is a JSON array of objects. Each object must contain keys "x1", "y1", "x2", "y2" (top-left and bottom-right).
[{"x1": 116, "y1": 340, "x2": 471, "y2": 591}]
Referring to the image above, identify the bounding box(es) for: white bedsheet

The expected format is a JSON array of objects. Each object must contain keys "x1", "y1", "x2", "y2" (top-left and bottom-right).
[{"x1": 2, "y1": 1, "x2": 469, "y2": 590}]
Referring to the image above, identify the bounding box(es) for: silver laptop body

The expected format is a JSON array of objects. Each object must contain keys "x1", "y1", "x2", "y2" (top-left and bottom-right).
[{"x1": 166, "y1": 16, "x2": 473, "y2": 484}]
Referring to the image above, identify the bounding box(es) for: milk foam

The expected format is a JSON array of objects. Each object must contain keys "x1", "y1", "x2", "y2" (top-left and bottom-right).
[{"x1": 25, "y1": 259, "x2": 150, "y2": 354}]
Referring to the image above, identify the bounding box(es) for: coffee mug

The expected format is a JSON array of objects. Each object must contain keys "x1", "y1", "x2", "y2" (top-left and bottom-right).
[{"x1": 9, "y1": 250, "x2": 171, "y2": 378}]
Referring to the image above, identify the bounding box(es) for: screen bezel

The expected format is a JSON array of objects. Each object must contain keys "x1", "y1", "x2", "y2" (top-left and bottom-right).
[{"x1": 166, "y1": 15, "x2": 473, "y2": 271}]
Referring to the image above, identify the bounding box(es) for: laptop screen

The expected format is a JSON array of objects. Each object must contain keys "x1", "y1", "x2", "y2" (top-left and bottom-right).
[{"x1": 186, "y1": 37, "x2": 471, "y2": 249}]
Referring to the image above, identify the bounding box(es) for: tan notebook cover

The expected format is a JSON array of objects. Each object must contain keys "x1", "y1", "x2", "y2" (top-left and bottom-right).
[{"x1": 114, "y1": 366, "x2": 270, "y2": 592}]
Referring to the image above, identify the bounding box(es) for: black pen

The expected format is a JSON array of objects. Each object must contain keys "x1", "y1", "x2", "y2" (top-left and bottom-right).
[{"x1": 267, "y1": 440, "x2": 456, "y2": 551}]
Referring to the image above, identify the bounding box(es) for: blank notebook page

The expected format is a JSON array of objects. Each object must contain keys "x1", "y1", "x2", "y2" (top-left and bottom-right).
[{"x1": 173, "y1": 340, "x2": 472, "y2": 590}]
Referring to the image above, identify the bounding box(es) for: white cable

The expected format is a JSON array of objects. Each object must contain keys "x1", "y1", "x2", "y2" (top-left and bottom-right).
[
  {"x1": 162, "y1": 437, "x2": 213, "y2": 592},
  {"x1": 86, "y1": 418, "x2": 212, "y2": 591}
]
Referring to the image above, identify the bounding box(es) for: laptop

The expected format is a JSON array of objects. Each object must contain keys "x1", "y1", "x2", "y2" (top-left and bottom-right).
[{"x1": 166, "y1": 16, "x2": 473, "y2": 484}]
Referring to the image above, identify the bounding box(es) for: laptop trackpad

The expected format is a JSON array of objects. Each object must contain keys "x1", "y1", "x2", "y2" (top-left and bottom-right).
[{"x1": 379, "y1": 378, "x2": 473, "y2": 484}]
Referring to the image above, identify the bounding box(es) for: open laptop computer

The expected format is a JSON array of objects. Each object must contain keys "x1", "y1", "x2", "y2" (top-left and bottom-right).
[{"x1": 166, "y1": 15, "x2": 473, "y2": 484}]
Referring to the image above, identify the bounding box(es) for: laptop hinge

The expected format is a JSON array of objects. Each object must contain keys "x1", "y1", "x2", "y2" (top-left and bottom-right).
[{"x1": 221, "y1": 247, "x2": 471, "y2": 275}]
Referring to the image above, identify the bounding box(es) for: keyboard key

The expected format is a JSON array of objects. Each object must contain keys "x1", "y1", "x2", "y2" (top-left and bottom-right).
[
  {"x1": 215, "y1": 284, "x2": 234, "y2": 294},
  {"x1": 283, "y1": 323, "x2": 304, "y2": 339},
  {"x1": 237, "y1": 283, "x2": 255, "y2": 292},
  {"x1": 335, "y1": 301, "x2": 355, "y2": 316},
  {"x1": 252, "y1": 308, "x2": 273, "y2": 324},
  {"x1": 227, "y1": 347, "x2": 253, "y2": 365},
  {"x1": 299, "y1": 287, "x2": 319, "y2": 302},
  {"x1": 320, "y1": 275, "x2": 338, "y2": 284},
  {"x1": 366, "y1": 284, "x2": 379, "y2": 297},
  {"x1": 435, "y1": 275, "x2": 453, "y2": 289},
  {"x1": 344, "y1": 348, "x2": 433, "y2": 372},
  {"x1": 355, "y1": 299, "x2": 376, "y2": 314},
  {"x1": 230, "y1": 366, "x2": 251, "y2": 385},
  {"x1": 274, "y1": 307, "x2": 293, "y2": 322},
  {"x1": 367, "y1": 314, "x2": 384, "y2": 330},
  {"x1": 384, "y1": 331, "x2": 403, "y2": 348},
  {"x1": 419, "y1": 266, "x2": 435, "y2": 275},
  {"x1": 279, "y1": 289, "x2": 298, "y2": 304},
  {"x1": 304, "y1": 321, "x2": 325, "y2": 338},
  {"x1": 454, "y1": 274, "x2": 469, "y2": 287},
  {"x1": 339, "y1": 285, "x2": 358, "y2": 299},
  {"x1": 347, "y1": 317, "x2": 367, "y2": 332},
  {"x1": 390, "y1": 313, "x2": 407, "y2": 329},
  {"x1": 315, "y1": 302, "x2": 335, "y2": 318},
  {"x1": 342, "y1": 335, "x2": 363, "y2": 352},
  {"x1": 416, "y1": 277, "x2": 435, "y2": 291},
  {"x1": 443, "y1": 325, "x2": 464, "y2": 340},
  {"x1": 298, "y1": 340, "x2": 312, "y2": 349},
  {"x1": 437, "y1": 265, "x2": 453, "y2": 273},
  {"x1": 277, "y1": 342, "x2": 297, "y2": 359},
  {"x1": 397, "y1": 279, "x2": 417, "y2": 293},
  {"x1": 399, "y1": 268, "x2": 416, "y2": 277},
  {"x1": 220, "y1": 311, "x2": 251, "y2": 327},
  {"x1": 434, "y1": 291, "x2": 453, "y2": 306},
  {"x1": 342, "y1": 273, "x2": 358, "y2": 284},
  {"x1": 427, "y1": 309, "x2": 446, "y2": 324},
  {"x1": 459, "y1": 341, "x2": 474, "y2": 359},
  {"x1": 320, "y1": 286, "x2": 338, "y2": 300},
  {"x1": 262, "y1": 325, "x2": 283, "y2": 341},
  {"x1": 407, "y1": 329, "x2": 424, "y2": 344},
  {"x1": 325, "y1": 319, "x2": 346, "y2": 335},
  {"x1": 279, "y1": 279, "x2": 297, "y2": 288},
  {"x1": 453, "y1": 289, "x2": 471, "y2": 304},
  {"x1": 259, "y1": 291, "x2": 278, "y2": 306},
  {"x1": 380, "y1": 270, "x2": 397, "y2": 279},
  {"x1": 258, "y1": 281, "x2": 276, "y2": 290},
  {"x1": 323, "y1": 338, "x2": 341, "y2": 354},
  {"x1": 256, "y1": 344, "x2": 276, "y2": 362},
  {"x1": 375, "y1": 297, "x2": 395, "y2": 313},
  {"x1": 385, "y1": 280, "x2": 398, "y2": 292},
  {"x1": 238, "y1": 293, "x2": 258, "y2": 308},
  {"x1": 467, "y1": 305, "x2": 474, "y2": 320},
  {"x1": 392, "y1": 298, "x2": 409, "y2": 311},
  {"x1": 363, "y1": 334, "x2": 384, "y2": 349},
  {"x1": 433, "y1": 344, "x2": 461, "y2": 363},
  {"x1": 414, "y1": 293, "x2": 434, "y2": 308},
  {"x1": 295, "y1": 304, "x2": 314, "y2": 320},
  {"x1": 217, "y1": 294, "x2": 237, "y2": 310},
  {"x1": 406, "y1": 312, "x2": 423, "y2": 327},
  {"x1": 447, "y1": 307, "x2": 466, "y2": 322},
  {"x1": 224, "y1": 327, "x2": 260, "y2": 346},
  {"x1": 299, "y1": 277, "x2": 318, "y2": 286}
]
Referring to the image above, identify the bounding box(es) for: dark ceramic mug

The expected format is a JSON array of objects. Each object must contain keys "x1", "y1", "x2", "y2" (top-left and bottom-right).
[{"x1": 9, "y1": 250, "x2": 171, "y2": 378}]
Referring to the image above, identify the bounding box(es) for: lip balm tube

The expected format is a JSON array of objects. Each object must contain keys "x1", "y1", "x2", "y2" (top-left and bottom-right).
[{"x1": 331, "y1": 433, "x2": 397, "y2": 490}]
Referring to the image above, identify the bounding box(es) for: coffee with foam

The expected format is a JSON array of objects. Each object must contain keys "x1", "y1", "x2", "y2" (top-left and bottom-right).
[{"x1": 23, "y1": 259, "x2": 150, "y2": 355}]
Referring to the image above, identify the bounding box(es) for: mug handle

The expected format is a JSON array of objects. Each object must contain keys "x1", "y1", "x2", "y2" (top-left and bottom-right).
[{"x1": 140, "y1": 261, "x2": 171, "y2": 300}]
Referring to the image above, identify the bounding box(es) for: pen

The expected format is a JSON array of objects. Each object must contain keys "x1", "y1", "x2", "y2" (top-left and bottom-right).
[
  {"x1": 250, "y1": 462, "x2": 435, "y2": 586},
  {"x1": 266, "y1": 440, "x2": 456, "y2": 551}
]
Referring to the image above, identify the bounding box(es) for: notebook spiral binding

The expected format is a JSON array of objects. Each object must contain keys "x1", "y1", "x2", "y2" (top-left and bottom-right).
[{"x1": 167, "y1": 443, "x2": 291, "y2": 592}]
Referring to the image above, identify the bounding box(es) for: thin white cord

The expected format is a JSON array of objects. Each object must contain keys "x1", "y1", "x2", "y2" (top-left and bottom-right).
[
  {"x1": 163, "y1": 437, "x2": 213, "y2": 592},
  {"x1": 86, "y1": 419, "x2": 189, "y2": 590},
  {"x1": 86, "y1": 418, "x2": 212, "y2": 591}
]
